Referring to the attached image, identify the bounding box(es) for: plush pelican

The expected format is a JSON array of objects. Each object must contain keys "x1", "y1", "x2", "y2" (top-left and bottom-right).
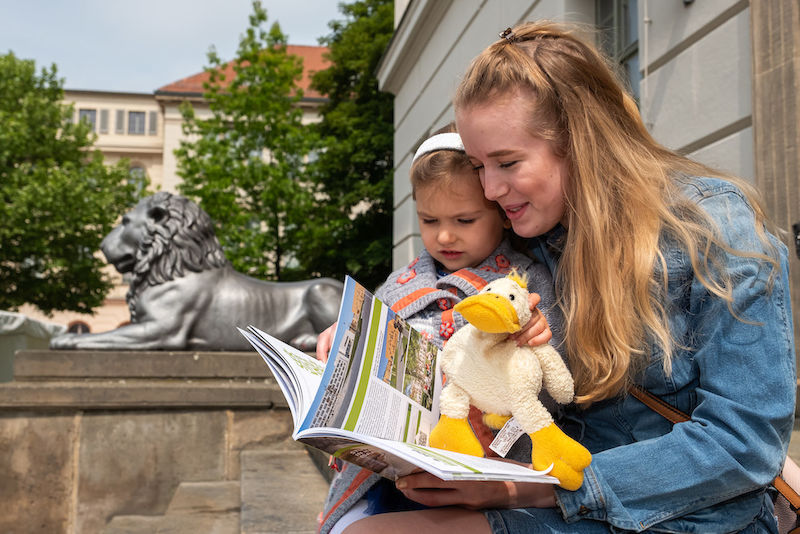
[{"x1": 428, "y1": 271, "x2": 591, "y2": 490}]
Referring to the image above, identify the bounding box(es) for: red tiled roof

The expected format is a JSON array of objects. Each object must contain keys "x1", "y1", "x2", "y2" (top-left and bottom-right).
[{"x1": 156, "y1": 45, "x2": 329, "y2": 99}]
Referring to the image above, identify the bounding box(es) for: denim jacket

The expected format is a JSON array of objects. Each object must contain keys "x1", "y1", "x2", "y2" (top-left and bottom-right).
[{"x1": 529, "y1": 177, "x2": 796, "y2": 532}]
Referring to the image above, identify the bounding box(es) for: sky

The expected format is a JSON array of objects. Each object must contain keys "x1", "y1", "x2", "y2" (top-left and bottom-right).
[{"x1": 0, "y1": 0, "x2": 343, "y2": 93}]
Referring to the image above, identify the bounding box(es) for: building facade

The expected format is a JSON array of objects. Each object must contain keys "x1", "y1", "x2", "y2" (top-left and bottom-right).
[
  {"x1": 20, "y1": 45, "x2": 329, "y2": 333},
  {"x1": 376, "y1": 0, "x2": 800, "y2": 344}
]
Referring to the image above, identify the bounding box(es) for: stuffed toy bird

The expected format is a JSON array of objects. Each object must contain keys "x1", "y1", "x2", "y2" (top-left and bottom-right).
[{"x1": 428, "y1": 271, "x2": 591, "y2": 490}]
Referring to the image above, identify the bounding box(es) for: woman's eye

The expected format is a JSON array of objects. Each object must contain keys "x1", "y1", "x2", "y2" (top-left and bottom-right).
[
  {"x1": 472, "y1": 164, "x2": 484, "y2": 171},
  {"x1": 499, "y1": 161, "x2": 517, "y2": 169}
]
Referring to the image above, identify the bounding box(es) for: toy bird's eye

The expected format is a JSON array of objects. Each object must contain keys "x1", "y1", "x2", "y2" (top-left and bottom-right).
[{"x1": 509, "y1": 294, "x2": 515, "y2": 300}]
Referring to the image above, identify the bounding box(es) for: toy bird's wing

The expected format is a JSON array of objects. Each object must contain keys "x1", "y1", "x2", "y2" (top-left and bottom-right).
[{"x1": 535, "y1": 344, "x2": 575, "y2": 405}]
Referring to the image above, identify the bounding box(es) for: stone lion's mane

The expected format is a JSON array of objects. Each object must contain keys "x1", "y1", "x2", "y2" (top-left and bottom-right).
[{"x1": 127, "y1": 192, "x2": 229, "y2": 320}]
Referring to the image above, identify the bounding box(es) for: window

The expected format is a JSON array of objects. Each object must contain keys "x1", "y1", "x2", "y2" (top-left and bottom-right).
[
  {"x1": 115, "y1": 109, "x2": 125, "y2": 134},
  {"x1": 128, "y1": 165, "x2": 147, "y2": 194},
  {"x1": 99, "y1": 109, "x2": 109, "y2": 134},
  {"x1": 78, "y1": 108, "x2": 97, "y2": 132},
  {"x1": 67, "y1": 321, "x2": 90, "y2": 334},
  {"x1": 148, "y1": 110, "x2": 158, "y2": 135},
  {"x1": 128, "y1": 111, "x2": 145, "y2": 135},
  {"x1": 596, "y1": 0, "x2": 640, "y2": 101}
]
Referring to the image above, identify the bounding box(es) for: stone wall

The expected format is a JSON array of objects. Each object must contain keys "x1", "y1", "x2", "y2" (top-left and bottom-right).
[{"x1": 0, "y1": 350, "x2": 296, "y2": 534}]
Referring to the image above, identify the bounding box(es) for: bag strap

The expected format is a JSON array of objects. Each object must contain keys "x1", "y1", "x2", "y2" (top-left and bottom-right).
[
  {"x1": 628, "y1": 385, "x2": 800, "y2": 511},
  {"x1": 628, "y1": 384, "x2": 689, "y2": 424}
]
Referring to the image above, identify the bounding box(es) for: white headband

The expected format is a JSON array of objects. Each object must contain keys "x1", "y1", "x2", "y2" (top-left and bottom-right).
[{"x1": 412, "y1": 132, "x2": 465, "y2": 163}]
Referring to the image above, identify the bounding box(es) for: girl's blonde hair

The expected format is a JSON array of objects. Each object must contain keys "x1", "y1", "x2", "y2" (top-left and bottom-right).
[
  {"x1": 455, "y1": 21, "x2": 779, "y2": 405},
  {"x1": 410, "y1": 122, "x2": 475, "y2": 198}
]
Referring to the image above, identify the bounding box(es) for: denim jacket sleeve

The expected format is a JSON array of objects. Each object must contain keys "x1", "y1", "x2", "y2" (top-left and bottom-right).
[{"x1": 554, "y1": 179, "x2": 796, "y2": 531}]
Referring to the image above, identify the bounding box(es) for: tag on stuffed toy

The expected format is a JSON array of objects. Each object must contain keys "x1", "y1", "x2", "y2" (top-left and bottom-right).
[{"x1": 490, "y1": 417, "x2": 525, "y2": 457}]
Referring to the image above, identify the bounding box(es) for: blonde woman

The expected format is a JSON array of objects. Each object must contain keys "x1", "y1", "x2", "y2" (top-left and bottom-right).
[{"x1": 345, "y1": 21, "x2": 795, "y2": 534}]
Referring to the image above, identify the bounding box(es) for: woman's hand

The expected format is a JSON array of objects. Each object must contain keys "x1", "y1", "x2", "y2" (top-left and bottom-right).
[
  {"x1": 509, "y1": 292, "x2": 552, "y2": 347},
  {"x1": 395, "y1": 471, "x2": 556, "y2": 509},
  {"x1": 315, "y1": 323, "x2": 336, "y2": 362}
]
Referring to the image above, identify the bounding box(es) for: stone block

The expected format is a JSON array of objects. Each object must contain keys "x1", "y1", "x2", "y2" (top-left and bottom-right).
[
  {"x1": 0, "y1": 413, "x2": 77, "y2": 534},
  {"x1": 75, "y1": 411, "x2": 228, "y2": 534},
  {"x1": 227, "y1": 409, "x2": 295, "y2": 478},
  {"x1": 240, "y1": 447, "x2": 330, "y2": 534}
]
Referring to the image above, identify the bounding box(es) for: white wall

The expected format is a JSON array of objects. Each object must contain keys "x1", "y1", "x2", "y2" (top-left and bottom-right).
[
  {"x1": 379, "y1": 0, "x2": 755, "y2": 270},
  {"x1": 639, "y1": 0, "x2": 753, "y2": 182}
]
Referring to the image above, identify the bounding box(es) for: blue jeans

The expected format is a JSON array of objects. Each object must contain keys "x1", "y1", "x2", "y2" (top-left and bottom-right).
[{"x1": 483, "y1": 497, "x2": 778, "y2": 533}]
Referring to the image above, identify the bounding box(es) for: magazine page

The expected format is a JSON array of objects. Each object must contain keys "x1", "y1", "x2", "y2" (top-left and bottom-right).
[
  {"x1": 296, "y1": 427, "x2": 557, "y2": 483},
  {"x1": 238, "y1": 326, "x2": 325, "y2": 430},
  {"x1": 299, "y1": 276, "x2": 442, "y2": 448}
]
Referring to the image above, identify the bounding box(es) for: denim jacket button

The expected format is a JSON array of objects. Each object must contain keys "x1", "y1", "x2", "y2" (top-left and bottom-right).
[{"x1": 579, "y1": 506, "x2": 590, "y2": 515}]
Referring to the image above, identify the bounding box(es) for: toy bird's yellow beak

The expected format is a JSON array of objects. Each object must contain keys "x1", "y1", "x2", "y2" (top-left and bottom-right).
[{"x1": 454, "y1": 293, "x2": 521, "y2": 333}]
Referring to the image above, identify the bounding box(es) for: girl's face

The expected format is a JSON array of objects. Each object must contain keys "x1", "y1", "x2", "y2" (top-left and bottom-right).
[
  {"x1": 456, "y1": 90, "x2": 569, "y2": 238},
  {"x1": 416, "y1": 171, "x2": 506, "y2": 273}
]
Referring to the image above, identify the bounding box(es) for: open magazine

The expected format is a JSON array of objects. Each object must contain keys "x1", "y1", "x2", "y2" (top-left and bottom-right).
[{"x1": 238, "y1": 275, "x2": 556, "y2": 483}]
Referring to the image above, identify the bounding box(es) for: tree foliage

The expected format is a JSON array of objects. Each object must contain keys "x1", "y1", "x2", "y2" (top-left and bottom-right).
[
  {"x1": 300, "y1": 0, "x2": 394, "y2": 291},
  {"x1": 175, "y1": 1, "x2": 313, "y2": 281},
  {"x1": 0, "y1": 52, "x2": 139, "y2": 314}
]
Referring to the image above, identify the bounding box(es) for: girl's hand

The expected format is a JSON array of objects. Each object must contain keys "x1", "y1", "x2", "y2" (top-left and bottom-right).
[
  {"x1": 509, "y1": 292, "x2": 552, "y2": 347},
  {"x1": 395, "y1": 471, "x2": 556, "y2": 509},
  {"x1": 315, "y1": 323, "x2": 336, "y2": 362}
]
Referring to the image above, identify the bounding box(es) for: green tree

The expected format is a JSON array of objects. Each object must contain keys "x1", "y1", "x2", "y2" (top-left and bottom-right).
[
  {"x1": 300, "y1": 0, "x2": 394, "y2": 291},
  {"x1": 175, "y1": 1, "x2": 313, "y2": 280},
  {"x1": 0, "y1": 52, "x2": 139, "y2": 314}
]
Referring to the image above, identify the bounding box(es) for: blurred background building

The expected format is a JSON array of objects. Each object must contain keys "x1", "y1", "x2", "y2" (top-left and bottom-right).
[{"x1": 18, "y1": 45, "x2": 329, "y2": 333}]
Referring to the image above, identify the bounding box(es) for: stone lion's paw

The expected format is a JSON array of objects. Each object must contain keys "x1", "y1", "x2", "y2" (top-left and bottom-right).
[{"x1": 50, "y1": 333, "x2": 77, "y2": 350}]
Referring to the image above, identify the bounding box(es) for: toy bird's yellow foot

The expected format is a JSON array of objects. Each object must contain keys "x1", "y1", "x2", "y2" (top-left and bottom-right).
[
  {"x1": 530, "y1": 423, "x2": 592, "y2": 491},
  {"x1": 429, "y1": 415, "x2": 485, "y2": 457},
  {"x1": 483, "y1": 413, "x2": 512, "y2": 430}
]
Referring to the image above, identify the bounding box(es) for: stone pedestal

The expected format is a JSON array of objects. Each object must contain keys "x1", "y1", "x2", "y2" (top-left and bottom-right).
[{"x1": 0, "y1": 349, "x2": 300, "y2": 534}]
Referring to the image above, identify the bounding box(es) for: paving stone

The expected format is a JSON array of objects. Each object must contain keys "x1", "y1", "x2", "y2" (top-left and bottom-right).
[{"x1": 240, "y1": 446, "x2": 330, "y2": 534}]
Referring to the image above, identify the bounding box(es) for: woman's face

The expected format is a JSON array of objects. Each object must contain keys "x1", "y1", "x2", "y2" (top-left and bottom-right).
[{"x1": 456, "y1": 90, "x2": 569, "y2": 238}]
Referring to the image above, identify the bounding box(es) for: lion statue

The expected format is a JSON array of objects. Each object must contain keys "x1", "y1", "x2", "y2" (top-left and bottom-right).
[{"x1": 50, "y1": 192, "x2": 343, "y2": 351}]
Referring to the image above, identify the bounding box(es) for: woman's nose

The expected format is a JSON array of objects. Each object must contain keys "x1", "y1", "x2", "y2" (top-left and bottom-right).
[{"x1": 481, "y1": 171, "x2": 507, "y2": 201}]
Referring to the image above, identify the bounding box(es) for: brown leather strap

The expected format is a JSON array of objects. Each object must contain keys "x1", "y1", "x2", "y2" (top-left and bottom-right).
[
  {"x1": 775, "y1": 475, "x2": 800, "y2": 511},
  {"x1": 628, "y1": 385, "x2": 800, "y2": 516},
  {"x1": 628, "y1": 385, "x2": 689, "y2": 424}
]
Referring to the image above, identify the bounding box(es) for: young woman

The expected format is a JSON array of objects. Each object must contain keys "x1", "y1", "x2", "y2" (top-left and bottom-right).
[{"x1": 343, "y1": 21, "x2": 796, "y2": 534}]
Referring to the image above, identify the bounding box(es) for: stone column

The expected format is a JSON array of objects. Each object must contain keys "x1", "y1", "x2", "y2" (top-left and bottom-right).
[{"x1": 750, "y1": 1, "x2": 800, "y2": 365}]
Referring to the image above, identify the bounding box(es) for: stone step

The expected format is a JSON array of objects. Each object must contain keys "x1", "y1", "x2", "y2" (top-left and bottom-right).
[
  {"x1": 166, "y1": 481, "x2": 241, "y2": 515},
  {"x1": 0, "y1": 379, "x2": 286, "y2": 409},
  {"x1": 13, "y1": 349, "x2": 271, "y2": 380},
  {"x1": 240, "y1": 447, "x2": 330, "y2": 534},
  {"x1": 104, "y1": 481, "x2": 242, "y2": 534},
  {"x1": 104, "y1": 511, "x2": 239, "y2": 534}
]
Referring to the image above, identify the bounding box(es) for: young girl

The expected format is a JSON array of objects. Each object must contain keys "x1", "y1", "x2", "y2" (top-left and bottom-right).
[
  {"x1": 318, "y1": 124, "x2": 559, "y2": 534},
  {"x1": 345, "y1": 21, "x2": 796, "y2": 534}
]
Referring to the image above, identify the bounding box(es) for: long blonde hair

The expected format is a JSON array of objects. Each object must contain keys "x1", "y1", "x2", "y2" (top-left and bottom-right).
[{"x1": 455, "y1": 21, "x2": 779, "y2": 405}]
